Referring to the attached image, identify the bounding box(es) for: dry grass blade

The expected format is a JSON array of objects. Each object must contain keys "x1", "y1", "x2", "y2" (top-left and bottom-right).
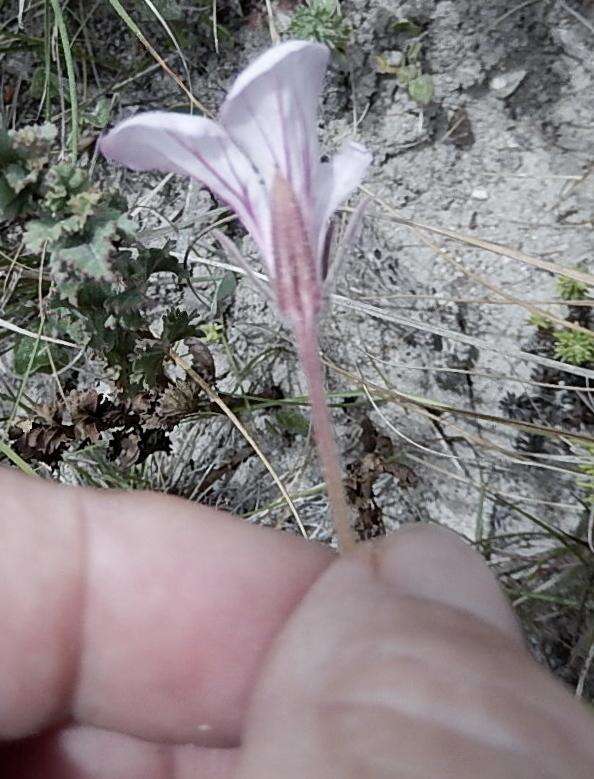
[
  {"x1": 107, "y1": 0, "x2": 212, "y2": 117},
  {"x1": 361, "y1": 186, "x2": 594, "y2": 287},
  {"x1": 346, "y1": 291, "x2": 594, "y2": 306},
  {"x1": 559, "y1": 0, "x2": 594, "y2": 35},
  {"x1": 575, "y1": 642, "x2": 594, "y2": 699},
  {"x1": 211, "y1": 0, "x2": 219, "y2": 54},
  {"x1": 264, "y1": 0, "x2": 280, "y2": 44},
  {"x1": 357, "y1": 350, "x2": 594, "y2": 394},
  {"x1": 168, "y1": 350, "x2": 308, "y2": 539},
  {"x1": 328, "y1": 358, "x2": 594, "y2": 448},
  {"x1": 0, "y1": 318, "x2": 79, "y2": 348},
  {"x1": 487, "y1": 0, "x2": 545, "y2": 30},
  {"x1": 139, "y1": 0, "x2": 193, "y2": 92},
  {"x1": 405, "y1": 453, "x2": 587, "y2": 551},
  {"x1": 333, "y1": 295, "x2": 594, "y2": 382},
  {"x1": 361, "y1": 381, "x2": 467, "y2": 464},
  {"x1": 48, "y1": 0, "x2": 79, "y2": 156},
  {"x1": 186, "y1": 254, "x2": 594, "y2": 380},
  {"x1": 414, "y1": 228, "x2": 594, "y2": 338},
  {"x1": 354, "y1": 374, "x2": 576, "y2": 476}
]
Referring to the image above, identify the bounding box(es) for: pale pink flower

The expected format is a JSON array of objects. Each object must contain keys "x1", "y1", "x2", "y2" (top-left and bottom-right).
[
  {"x1": 100, "y1": 41, "x2": 371, "y2": 550},
  {"x1": 99, "y1": 40, "x2": 370, "y2": 328}
]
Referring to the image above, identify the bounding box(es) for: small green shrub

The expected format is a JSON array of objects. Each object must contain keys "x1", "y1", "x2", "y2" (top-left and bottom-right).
[
  {"x1": 553, "y1": 330, "x2": 594, "y2": 366},
  {"x1": 0, "y1": 122, "x2": 224, "y2": 466},
  {"x1": 289, "y1": 0, "x2": 351, "y2": 53},
  {"x1": 527, "y1": 313, "x2": 554, "y2": 331},
  {"x1": 557, "y1": 275, "x2": 590, "y2": 301}
]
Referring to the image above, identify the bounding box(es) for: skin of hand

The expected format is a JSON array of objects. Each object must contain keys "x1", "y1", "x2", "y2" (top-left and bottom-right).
[{"x1": 0, "y1": 470, "x2": 593, "y2": 779}]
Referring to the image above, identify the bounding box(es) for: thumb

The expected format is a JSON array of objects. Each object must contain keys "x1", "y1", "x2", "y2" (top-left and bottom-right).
[{"x1": 237, "y1": 525, "x2": 594, "y2": 779}]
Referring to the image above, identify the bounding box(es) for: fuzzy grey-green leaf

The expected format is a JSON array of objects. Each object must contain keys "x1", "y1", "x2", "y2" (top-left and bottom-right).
[{"x1": 408, "y1": 73, "x2": 434, "y2": 105}]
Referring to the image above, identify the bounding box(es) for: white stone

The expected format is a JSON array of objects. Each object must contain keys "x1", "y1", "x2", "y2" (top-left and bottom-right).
[
  {"x1": 490, "y1": 75, "x2": 508, "y2": 91},
  {"x1": 471, "y1": 187, "x2": 489, "y2": 200},
  {"x1": 489, "y1": 70, "x2": 527, "y2": 98}
]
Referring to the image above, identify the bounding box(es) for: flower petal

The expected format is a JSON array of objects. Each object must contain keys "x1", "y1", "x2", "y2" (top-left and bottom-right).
[
  {"x1": 220, "y1": 41, "x2": 330, "y2": 218},
  {"x1": 315, "y1": 140, "x2": 372, "y2": 261},
  {"x1": 99, "y1": 111, "x2": 269, "y2": 251}
]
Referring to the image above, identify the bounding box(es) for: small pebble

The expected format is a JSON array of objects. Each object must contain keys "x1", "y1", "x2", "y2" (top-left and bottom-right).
[
  {"x1": 471, "y1": 187, "x2": 489, "y2": 201},
  {"x1": 489, "y1": 70, "x2": 527, "y2": 99},
  {"x1": 490, "y1": 76, "x2": 508, "y2": 91},
  {"x1": 383, "y1": 50, "x2": 404, "y2": 68}
]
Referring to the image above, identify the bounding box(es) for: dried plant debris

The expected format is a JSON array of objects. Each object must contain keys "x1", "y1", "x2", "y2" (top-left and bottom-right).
[
  {"x1": 288, "y1": 0, "x2": 351, "y2": 53},
  {"x1": 9, "y1": 384, "x2": 203, "y2": 467},
  {"x1": 445, "y1": 107, "x2": 475, "y2": 149},
  {"x1": 152, "y1": 379, "x2": 206, "y2": 428},
  {"x1": 347, "y1": 415, "x2": 417, "y2": 540}
]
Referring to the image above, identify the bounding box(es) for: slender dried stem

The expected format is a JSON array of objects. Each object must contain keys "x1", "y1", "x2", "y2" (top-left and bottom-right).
[{"x1": 295, "y1": 324, "x2": 356, "y2": 553}]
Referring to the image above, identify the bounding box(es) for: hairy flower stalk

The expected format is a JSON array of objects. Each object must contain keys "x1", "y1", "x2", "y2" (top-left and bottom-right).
[
  {"x1": 270, "y1": 172, "x2": 354, "y2": 550},
  {"x1": 100, "y1": 41, "x2": 371, "y2": 550}
]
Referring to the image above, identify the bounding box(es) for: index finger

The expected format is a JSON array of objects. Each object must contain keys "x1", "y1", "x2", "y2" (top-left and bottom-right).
[{"x1": 0, "y1": 470, "x2": 332, "y2": 746}]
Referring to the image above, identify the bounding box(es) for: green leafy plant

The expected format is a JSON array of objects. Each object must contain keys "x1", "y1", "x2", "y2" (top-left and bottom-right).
[
  {"x1": 375, "y1": 40, "x2": 434, "y2": 105},
  {"x1": 557, "y1": 275, "x2": 590, "y2": 301},
  {"x1": 0, "y1": 123, "x2": 57, "y2": 221},
  {"x1": 0, "y1": 123, "x2": 226, "y2": 466},
  {"x1": 527, "y1": 275, "x2": 593, "y2": 365},
  {"x1": 1, "y1": 123, "x2": 198, "y2": 382},
  {"x1": 289, "y1": 0, "x2": 351, "y2": 53},
  {"x1": 527, "y1": 312, "x2": 554, "y2": 331},
  {"x1": 553, "y1": 330, "x2": 594, "y2": 366},
  {"x1": 276, "y1": 407, "x2": 310, "y2": 436},
  {"x1": 23, "y1": 162, "x2": 134, "y2": 291},
  {"x1": 392, "y1": 19, "x2": 423, "y2": 36}
]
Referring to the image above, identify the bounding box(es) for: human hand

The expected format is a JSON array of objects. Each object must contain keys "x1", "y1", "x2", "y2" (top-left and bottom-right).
[{"x1": 1, "y1": 471, "x2": 592, "y2": 778}]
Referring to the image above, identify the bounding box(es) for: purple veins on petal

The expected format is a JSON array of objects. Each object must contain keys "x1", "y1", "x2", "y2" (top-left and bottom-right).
[
  {"x1": 99, "y1": 40, "x2": 372, "y2": 315},
  {"x1": 220, "y1": 41, "x2": 329, "y2": 198},
  {"x1": 98, "y1": 112, "x2": 269, "y2": 250}
]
